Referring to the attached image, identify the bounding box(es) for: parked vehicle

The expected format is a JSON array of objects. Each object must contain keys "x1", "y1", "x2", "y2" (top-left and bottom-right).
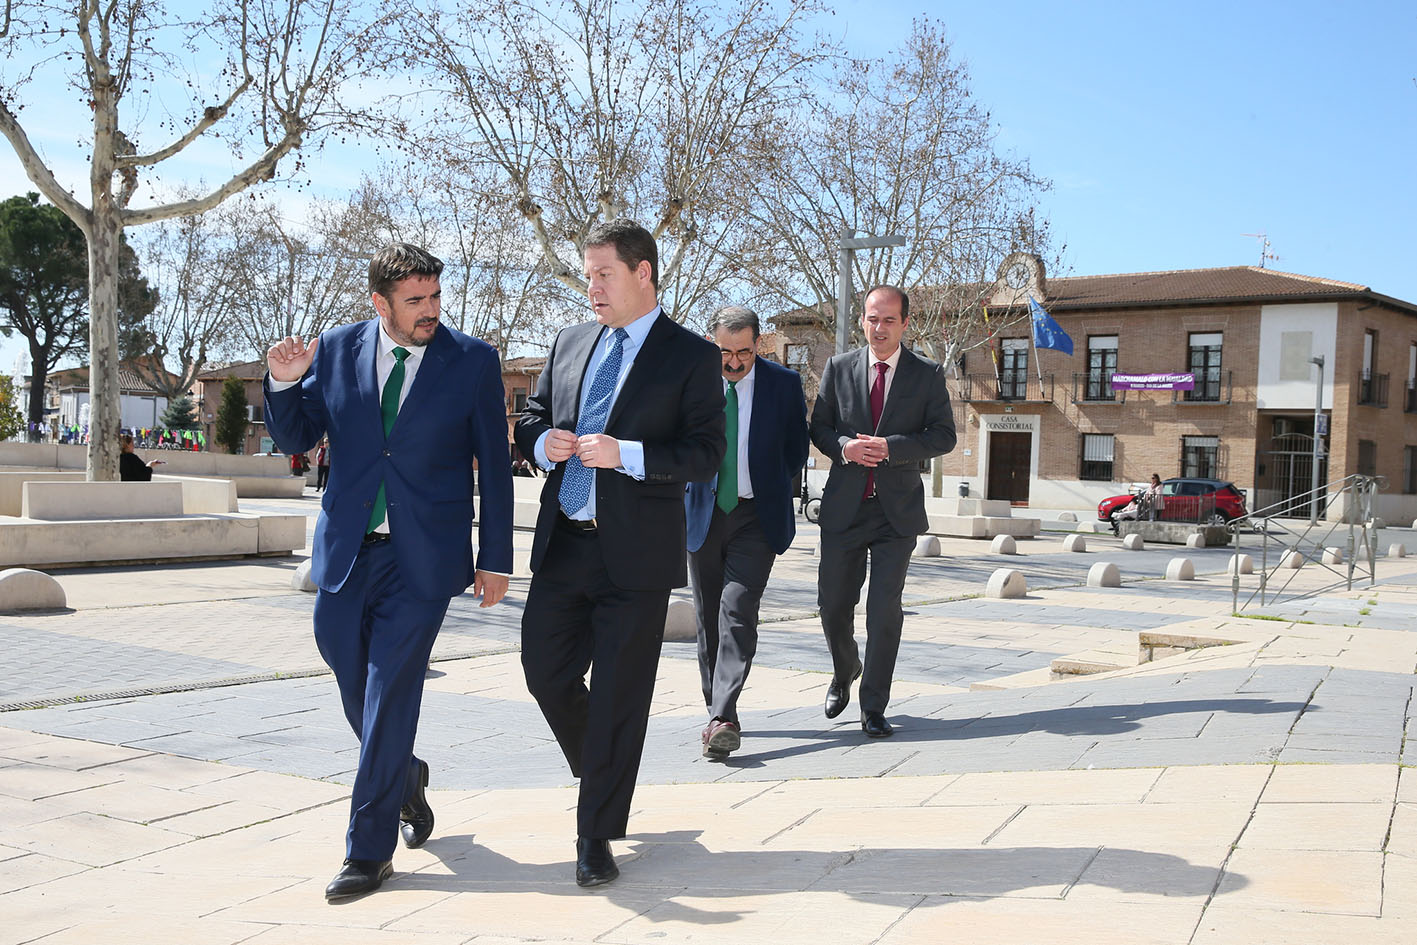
[{"x1": 1097, "y1": 477, "x2": 1247, "y2": 528}]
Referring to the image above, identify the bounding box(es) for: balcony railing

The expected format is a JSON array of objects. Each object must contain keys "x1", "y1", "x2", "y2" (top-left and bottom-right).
[
  {"x1": 1174, "y1": 370, "x2": 1233, "y2": 404},
  {"x1": 1357, "y1": 371, "x2": 1389, "y2": 407},
  {"x1": 958, "y1": 372, "x2": 1054, "y2": 402},
  {"x1": 1071, "y1": 372, "x2": 1126, "y2": 404}
]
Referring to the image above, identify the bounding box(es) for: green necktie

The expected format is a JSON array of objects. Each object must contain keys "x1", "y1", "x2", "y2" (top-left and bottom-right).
[
  {"x1": 716, "y1": 380, "x2": 738, "y2": 514},
  {"x1": 366, "y1": 346, "x2": 410, "y2": 534}
]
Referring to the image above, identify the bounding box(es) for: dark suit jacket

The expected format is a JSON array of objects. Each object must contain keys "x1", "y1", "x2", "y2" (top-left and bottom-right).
[
  {"x1": 263, "y1": 318, "x2": 514, "y2": 600},
  {"x1": 515, "y1": 314, "x2": 725, "y2": 590},
  {"x1": 685, "y1": 356, "x2": 809, "y2": 555},
  {"x1": 810, "y1": 345, "x2": 956, "y2": 536}
]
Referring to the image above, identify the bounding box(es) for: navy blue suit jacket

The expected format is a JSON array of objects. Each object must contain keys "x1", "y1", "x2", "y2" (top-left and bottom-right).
[
  {"x1": 263, "y1": 318, "x2": 513, "y2": 600},
  {"x1": 686, "y1": 356, "x2": 809, "y2": 555}
]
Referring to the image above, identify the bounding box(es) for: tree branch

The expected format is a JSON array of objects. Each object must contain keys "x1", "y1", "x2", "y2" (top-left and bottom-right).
[
  {"x1": 117, "y1": 79, "x2": 253, "y2": 168},
  {"x1": 0, "y1": 100, "x2": 93, "y2": 231},
  {"x1": 121, "y1": 129, "x2": 305, "y2": 226}
]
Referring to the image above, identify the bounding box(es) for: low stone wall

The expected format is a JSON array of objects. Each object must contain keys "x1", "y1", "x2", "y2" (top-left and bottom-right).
[
  {"x1": 1118, "y1": 521, "x2": 1232, "y2": 546},
  {"x1": 0, "y1": 513, "x2": 305, "y2": 569},
  {"x1": 0, "y1": 442, "x2": 302, "y2": 498},
  {"x1": 22, "y1": 481, "x2": 184, "y2": 520}
]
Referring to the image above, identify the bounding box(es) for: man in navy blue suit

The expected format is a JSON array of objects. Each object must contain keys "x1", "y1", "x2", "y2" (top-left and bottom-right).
[
  {"x1": 685, "y1": 305, "x2": 808, "y2": 760},
  {"x1": 264, "y1": 243, "x2": 513, "y2": 901}
]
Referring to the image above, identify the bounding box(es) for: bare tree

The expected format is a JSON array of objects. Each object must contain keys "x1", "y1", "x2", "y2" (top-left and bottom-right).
[
  {"x1": 736, "y1": 17, "x2": 1053, "y2": 365},
  {"x1": 0, "y1": 1, "x2": 389, "y2": 479},
  {"x1": 124, "y1": 201, "x2": 248, "y2": 399},
  {"x1": 224, "y1": 197, "x2": 370, "y2": 356},
  {"x1": 412, "y1": 0, "x2": 828, "y2": 320},
  {"x1": 342, "y1": 160, "x2": 573, "y2": 354}
]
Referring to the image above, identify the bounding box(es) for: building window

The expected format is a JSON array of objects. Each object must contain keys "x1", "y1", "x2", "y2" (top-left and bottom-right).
[
  {"x1": 513, "y1": 390, "x2": 528, "y2": 413},
  {"x1": 785, "y1": 344, "x2": 809, "y2": 369},
  {"x1": 1186, "y1": 332, "x2": 1222, "y2": 402},
  {"x1": 1080, "y1": 434, "x2": 1115, "y2": 481},
  {"x1": 1181, "y1": 436, "x2": 1219, "y2": 479},
  {"x1": 1405, "y1": 447, "x2": 1417, "y2": 494},
  {"x1": 1407, "y1": 344, "x2": 1416, "y2": 413},
  {"x1": 1000, "y1": 338, "x2": 1028, "y2": 399},
  {"x1": 1086, "y1": 336, "x2": 1118, "y2": 401},
  {"x1": 1358, "y1": 439, "x2": 1377, "y2": 476}
]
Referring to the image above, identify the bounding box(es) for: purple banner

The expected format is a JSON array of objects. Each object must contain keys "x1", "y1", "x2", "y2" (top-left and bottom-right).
[{"x1": 1108, "y1": 372, "x2": 1195, "y2": 391}]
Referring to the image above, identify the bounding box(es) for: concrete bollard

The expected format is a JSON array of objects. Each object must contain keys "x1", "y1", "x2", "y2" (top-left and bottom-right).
[
  {"x1": 1227, "y1": 553, "x2": 1254, "y2": 575},
  {"x1": 986, "y1": 568, "x2": 1027, "y2": 599},
  {"x1": 1121, "y1": 534, "x2": 1145, "y2": 551},
  {"x1": 291, "y1": 558, "x2": 318, "y2": 593},
  {"x1": 663, "y1": 599, "x2": 697, "y2": 642},
  {"x1": 1166, "y1": 557, "x2": 1195, "y2": 581},
  {"x1": 1057, "y1": 511, "x2": 1078, "y2": 522},
  {"x1": 1075, "y1": 521, "x2": 1101, "y2": 534},
  {"x1": 1281, "y1": 550, "x2": 1304, "y2": 569},
  {"x1": 0, "y1": 568, "x2": 67, "y2": 611},
  {"x1": 1087, "y1": 562, "x2": 1121, "y2": 588},
  {"x1": 1389, "y1": 543, "x2": 1408, "y2": 558},
  {"x1": 990, "y1": 534, "x2": 1017, "y2": 555},
  {"x1": 914, "y1": 535, "x2": 941, "y2": 557},
  {"x1": 1322, "y1": 547, "x2": 1343, "y2": 565},
  {"x1": 1186, "y1": 533, "x2": 1207, "y2": 549},
  {"x1": 1062, "y1": 534, "x2": 1087, "y2": 553}
]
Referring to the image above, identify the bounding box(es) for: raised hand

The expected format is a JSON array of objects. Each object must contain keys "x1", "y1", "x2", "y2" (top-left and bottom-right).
[{"x1": 267, "y1": 335, "x2": 320, "y2": 383}]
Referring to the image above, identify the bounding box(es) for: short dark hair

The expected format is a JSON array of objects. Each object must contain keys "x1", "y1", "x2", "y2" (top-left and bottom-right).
[
  {"x1": 706, "y1": 305, "x2": 760, "y2": 339},
  {"x1": 864, "y1": 284, "x2": 910, "y2": 322},
  {"x1": 368, "y1": 243, "x2": 444, "y2": 298},
  {"x1": 585, "y1": 219, "x2": 658, "y2": 290}
]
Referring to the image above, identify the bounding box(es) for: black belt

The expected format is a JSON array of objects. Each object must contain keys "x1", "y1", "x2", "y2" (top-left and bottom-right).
[
  {"x1": 363, "y1": 531, "x2": 391, "y2": 545},
  {"x1": 557, "y1": 511, "x2": 598, "y2": 532}
]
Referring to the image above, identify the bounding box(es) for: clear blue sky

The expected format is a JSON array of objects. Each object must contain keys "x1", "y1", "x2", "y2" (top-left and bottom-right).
[{"x1": 4, "y1": 0, "x2": 1415, "y2": 375}]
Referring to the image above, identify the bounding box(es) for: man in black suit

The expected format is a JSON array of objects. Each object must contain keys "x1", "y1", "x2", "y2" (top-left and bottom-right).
[
  {"x1": 515, "y1": 219, "x2": 724, "y2": 887},
  {"x1": 811, "y1": 284, "x2": 956, "y2": 739},
  {"x1": 685, "y1": 305, "x2": 809, "y2": 760}
]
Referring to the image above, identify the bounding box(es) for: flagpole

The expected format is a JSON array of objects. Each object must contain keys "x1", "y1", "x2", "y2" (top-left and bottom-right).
[{"x1": 982, "y1": 305, "x2": 1001, "y2": 388}]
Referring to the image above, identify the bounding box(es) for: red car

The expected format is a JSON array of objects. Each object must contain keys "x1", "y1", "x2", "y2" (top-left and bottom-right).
[{"x1": 1097, "y1": 477, "x2": 1248, "y2": 528}]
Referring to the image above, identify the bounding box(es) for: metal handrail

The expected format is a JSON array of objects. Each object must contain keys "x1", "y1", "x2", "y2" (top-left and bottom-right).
[{"x1": 1229, "y1": 474, "x2": 1384, "y2": 613}]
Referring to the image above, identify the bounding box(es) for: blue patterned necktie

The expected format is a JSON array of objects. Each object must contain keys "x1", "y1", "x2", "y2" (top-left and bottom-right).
[{"x1": 558, "y1": 327, "x2": 629, "y2": 515}]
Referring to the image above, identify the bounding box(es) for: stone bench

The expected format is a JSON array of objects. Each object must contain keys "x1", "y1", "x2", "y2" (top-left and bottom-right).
[
  {"x1": 0, "y1": 513, "x2": 305, "y2": 569},
  {"x1": 1117, "y1": 521, "x2": 1232, "y2": 546},
  {"x1": 22, "y1": 481, "x2": 186, "y2": 520}
]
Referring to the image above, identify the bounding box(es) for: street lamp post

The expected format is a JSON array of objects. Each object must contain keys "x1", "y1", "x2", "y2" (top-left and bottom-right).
[
  {"x1": 1310, "y1": 355, "x2": 1324, "y2": 525},
  {"x1": 836, "y1": 228, "x2": 907, "y2": 354}
]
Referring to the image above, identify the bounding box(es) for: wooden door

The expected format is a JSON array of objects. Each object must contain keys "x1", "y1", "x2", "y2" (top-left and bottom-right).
[{"x1": 987, "y1": 431, "x2": 1032, "y2": 504}]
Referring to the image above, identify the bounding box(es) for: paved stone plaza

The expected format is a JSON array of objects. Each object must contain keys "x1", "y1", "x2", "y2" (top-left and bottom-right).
[{"x1": 2, "y1": 493, "x2": 1415, "y2": 943}]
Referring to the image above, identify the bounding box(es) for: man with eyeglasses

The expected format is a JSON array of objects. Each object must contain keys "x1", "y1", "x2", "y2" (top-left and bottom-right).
[{"x1": 686, "y1": 305, "x2": 809, "y2": 760}]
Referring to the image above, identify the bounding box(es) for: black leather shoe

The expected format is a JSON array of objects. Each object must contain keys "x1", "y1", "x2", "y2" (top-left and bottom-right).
[
  {"x1": 325, "y1": 858, "x2": 392, "y2": 901},
  {"x1": 575, "y1": 837, "x2": 620, "y2": 887},
  {"x1": 861, "y1": 710, "x2": 893, "y2": 738},
  {"x1": 400, "y1": 759, "x2": 434, "y2": 849},
  {"x1": 824, "y1": 661, "x2": 863, "y2": 719}
]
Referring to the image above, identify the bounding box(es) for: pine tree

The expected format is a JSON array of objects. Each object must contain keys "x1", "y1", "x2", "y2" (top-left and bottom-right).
[
  {"x1": 214, "y1": 376, "x2": 249, "y2": 454},
  {"x1": 161, "y1": 393, "x2": 198, "y2": 430}
]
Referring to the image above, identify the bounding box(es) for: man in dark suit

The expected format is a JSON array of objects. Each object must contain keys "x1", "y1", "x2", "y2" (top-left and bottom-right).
[
  {"x1": 264, "y1": 243, "x2": 513, "y2": 901},
  {"x1": 516, "y1": 219, "x2": 724, "y2": 888},
  {"x1": 811, "y1": 284, "x2": 956, "y2": 739},
  {"x1": 685, "y1": 305, "x2": 808, "y2": 760}
]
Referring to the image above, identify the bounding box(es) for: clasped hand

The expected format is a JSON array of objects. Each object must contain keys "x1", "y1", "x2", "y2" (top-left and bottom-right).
[
  {"x1": 544, "y1": 429, "x2": 621, "y2": 469},
  {"x1": 843, "y1": 435, "x2": 889, "y2": 467}
]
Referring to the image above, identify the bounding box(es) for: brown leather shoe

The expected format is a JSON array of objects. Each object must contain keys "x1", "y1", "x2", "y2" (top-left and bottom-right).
[{"x1": 702, "y1": 718, "x2": 741, "y2": 759}]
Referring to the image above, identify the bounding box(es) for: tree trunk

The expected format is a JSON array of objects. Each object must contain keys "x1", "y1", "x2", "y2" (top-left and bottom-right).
[
  {"x1": 86, "y1": 208, "x2": 121, "y2": 480},
  {"x1": 25, "y1": 342, "x2": 48, "y2": 441}
]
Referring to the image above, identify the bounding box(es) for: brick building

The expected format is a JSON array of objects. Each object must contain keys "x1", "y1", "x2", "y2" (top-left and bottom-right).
[
  {"x1": 195, "y1": 361, "x2": 270, "y2": 455},
  {"x1": 776, "y1": 261, "x2": 1417, "y2": 521}
]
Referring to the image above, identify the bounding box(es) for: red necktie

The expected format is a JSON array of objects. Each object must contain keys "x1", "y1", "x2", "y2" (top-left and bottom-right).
[{"x1": 864, "y1": 361, "x2": 888, "y2": 498}]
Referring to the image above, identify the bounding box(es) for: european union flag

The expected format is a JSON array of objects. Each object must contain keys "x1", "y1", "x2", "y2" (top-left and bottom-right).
[{"x1": 1029, "y1": 296, "x2": 1073, "y2": 355}]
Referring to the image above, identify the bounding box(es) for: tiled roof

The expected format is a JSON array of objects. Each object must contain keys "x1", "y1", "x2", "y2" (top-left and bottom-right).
[
  {"x1": 1041, "y1": 266, "x2": 1397, "y2": 311},
  {"x1": 503, "y1": 356, "x2": 546, "y2": 373},
  {"x1": 197, "y1": 360, "x2": 267, "y2": 380},
  {"x1": 48, "y1": 362, "x2": 177, "y2": 394}
]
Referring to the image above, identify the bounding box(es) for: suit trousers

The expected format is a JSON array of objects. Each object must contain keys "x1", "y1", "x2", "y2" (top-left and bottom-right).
[
  {"x1": 521, "y1": 519, "x2": 669, "y2": 839},
  {"x1": 687, "y1": 500, "x2": 777, "y2": 725},
  {"x1": 816, "y1": 497, "x2": 915, "y2": 715},
  {"x1": 313, "y1": 539, "x2": 450, "y2": 860}
]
